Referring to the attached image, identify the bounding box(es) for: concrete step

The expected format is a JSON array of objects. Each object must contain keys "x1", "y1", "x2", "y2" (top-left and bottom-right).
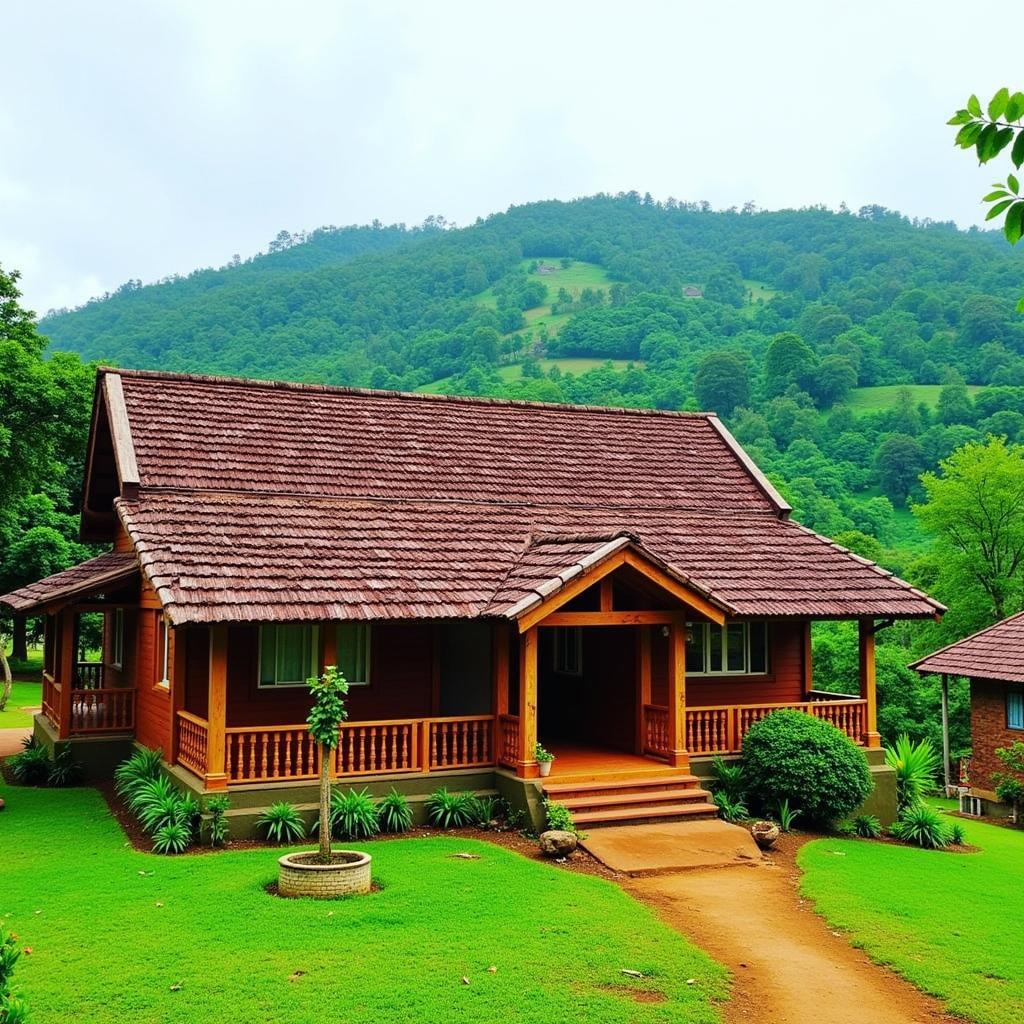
[
  {"x1": 543, "y1": 774, "x2": 701, "y2": 798},
  {"x1": 559, "y1": 787, "x2": 713, "y2": 813},
  {"x1": 573, "y1": 802, "x2": 720, "y2": 827}
]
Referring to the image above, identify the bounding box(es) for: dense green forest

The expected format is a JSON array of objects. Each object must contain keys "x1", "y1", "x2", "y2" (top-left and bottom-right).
[{"x1": 17, "y1": 195, "x2": 1024, "y2": 758}]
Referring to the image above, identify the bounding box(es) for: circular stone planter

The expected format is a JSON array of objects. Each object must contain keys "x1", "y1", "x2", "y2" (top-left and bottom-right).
[{"x1": 277, "y1": 851, "x2": 372, "y2": 899}]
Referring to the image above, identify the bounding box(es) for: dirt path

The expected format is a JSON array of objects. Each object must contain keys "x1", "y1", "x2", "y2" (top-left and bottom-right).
[
  {"x1": 0, "y1": 727, "x2": 30, "y2": 757},
  {"x1": 626, "y1": 855, "x2": 958, "y2": 1024}
]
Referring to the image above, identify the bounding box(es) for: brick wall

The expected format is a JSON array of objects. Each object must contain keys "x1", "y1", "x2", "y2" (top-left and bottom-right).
[{"x1": 969, "y1": 678, "x2": 1024, "y2": 795}]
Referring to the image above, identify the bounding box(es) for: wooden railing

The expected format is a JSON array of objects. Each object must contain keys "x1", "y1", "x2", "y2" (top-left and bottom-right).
[
  {"x1": 642, "y1": 704, "x2": 670, "y2": 757},
  {"x1": 498, "y1": 714, "x2": 520, "y2": 768},
  {"x1": 69, "y1": 687, "x2": 135, "y2": 733},
  {"x1": 41, "y1": 673, "x2": 60, "y2": 731},
  {"x1": 177, "y1": 711, "x2": 209, "y2": 777},
  {"x1": 178, "y1": 714, "x2": 499, "y2": 784},
  {"x1": 74, "y1": 662, "x2": 103, "y2": 689}
]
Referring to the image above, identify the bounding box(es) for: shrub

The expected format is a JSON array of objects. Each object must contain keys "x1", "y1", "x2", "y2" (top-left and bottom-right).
[
  {"x1": 204, "y1": 795, "x2": 231, "y2": 847},
  {"x1": 948, "y1": 822, "x2": 967, "y2": 845},
  {"x1": 709, "y1": 755, "x2": 745, "y2": 802},
  {"x1": 424, "y1": 787, "x2": 477, "y2": 828},
  {"x1": 472, "y1": 795, "x2": 498, "y2": 827},
  {"x1": 255, "y1": 801, "x2": 306, "y2": 843},
  {"x1": 127, "y1": 775, "x2": 177, "y2": 816},
  {"x1": 152, "y1": 821, "x2": 192, "y2": 855},
  {"x1": 890, "y1": 804, "x2": 950, "y2": 849},
  {"x1": 114, "y1": 747, "x2": 164, "y2": 796},
  {"x1": 47, "y1": 747, "x2": 82, "y2": 788},
  {"x1": 713, "y1": 790, "x2": 749, "y2": 823},
  {"x1": 7, "y1": 745, "x2": 52, "y2": 786},
  {"x1": 741, "y1": 710, "x2": 872, "y2": 825},
  {"x1": 325, "y1": 787, "x2": 380, "y2": 840},
  {"x1": 494, "y1": 797, "x2": 525, "y2": 831},
  {"x1": 544, "y1": 800, "x2": 577, "y2": 833},
  {"x1": 1, "y1": 926, "x2": 27, "y2": 1024},
  {"x1": 774, "y1": 798, "x2": 800, "y2": 832},
  {"x1": 376, "y1": 789, "x2": 413, "y2": 833},
  {"x1": 885, "y1": 734, "x2": 940, "y2": 811},
  {"x1": 851, "y1": 813, "x2": 882, "y2": 839}
]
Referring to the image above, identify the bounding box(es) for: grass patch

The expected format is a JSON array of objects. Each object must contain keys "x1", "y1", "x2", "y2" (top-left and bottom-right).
[
  {"x1": 0, "y1": 782, "x2": 726, "y2": 1023},
  {"x1": 799, "y1": 809, "x2": 1023, "y2": 1023},
  {"x1": 846, "y1": 384, "x2": 983, "y2": 413},
  {"x1": 0, "y1": 681, "x2": 42, "y2": 728}
]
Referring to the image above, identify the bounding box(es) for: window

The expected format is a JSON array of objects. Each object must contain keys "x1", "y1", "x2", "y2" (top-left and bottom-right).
[
  {"x1": 258, "y1": 624, "x2": 319, "y2": 687},
  {"x1": 553, "y1": 627, "x2": 583, "y2": 675},
  {"x1": 685, "y1": 621, "x2": 769, "y2": 676},
  {"x1": 157, "y1": 617, "x2": 170, "y2": 688},
  {"x1": 111, "y1": 609, "x2": 125, "y2": 669},
  {"x1": 1009, "y1": 688, "x2": 1024, "y2": 731},
  {"x1": 335, "y1": 623, "x2": 371, "y2": 686}
]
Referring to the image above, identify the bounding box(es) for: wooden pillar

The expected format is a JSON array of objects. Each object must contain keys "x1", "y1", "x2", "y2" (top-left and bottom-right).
[
  {"x1": 205, "y1": 624, "x2": 229, "y2": 790},
  {"x1": 802, "y1": 620, "x2": 814, "y2": 697},
  {"x1": 516, "y1": 626, "x2": 539, "y2": 778},
  {"x1": 57, "y1": 608, "x2": 75, "y2": 739},
  {"x1": 635, "y1": 626, "x2": 652, "y2": 754},
  {"x1": 858, "y1": 619, "x2": 881, "y2": 749},
  {"x1": 666, "y1": 622, "x2": 689, "y2": 768},
  {"x1": 940, "y1": 673, "x2": 952, "y2": 793},
  {"x1": 168, "y1": 625, "x2": 186, "y2": 762}
]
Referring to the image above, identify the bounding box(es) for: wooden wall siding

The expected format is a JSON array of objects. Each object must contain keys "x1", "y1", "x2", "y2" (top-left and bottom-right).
[
  {"x1": 224, "y1": 622, "x2": 434, "y2": 727},
  {"x1": 651, "y1": 620, "x2": 805, "y2": 708},
  {"x1": 134, "y1": 609, "x2": 171, "y2": 751},
  {"x1": 969, "y1": 679, "x2": 1023, "y2": 793}
]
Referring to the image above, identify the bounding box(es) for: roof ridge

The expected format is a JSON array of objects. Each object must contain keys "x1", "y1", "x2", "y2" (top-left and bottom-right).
[
  {"x1": 910, "y1": 608, "x2": 1024, "y2": 671},
  {"x1": 99, "y1": 366, "x2": 716, "y2": 421}
]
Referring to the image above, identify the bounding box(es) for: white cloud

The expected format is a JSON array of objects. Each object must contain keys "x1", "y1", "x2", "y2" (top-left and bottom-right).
[{"x1": 1, "y1": 0, "x2": 1019, "y2": 313}]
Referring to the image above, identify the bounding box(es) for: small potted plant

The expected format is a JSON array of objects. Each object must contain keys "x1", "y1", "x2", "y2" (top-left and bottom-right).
[{"x1": 534, "y1": 743, "x2": 555, "y2": 778}]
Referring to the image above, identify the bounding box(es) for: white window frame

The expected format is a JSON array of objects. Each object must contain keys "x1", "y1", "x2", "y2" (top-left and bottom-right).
[
  {"x1": 110, "y1": 608, "x2": 125, "y2": 669},
  {"x1": 157, "y1": 616, "x2": 170, "y2": 689},
  {"x1": 257, "y1": 624, "x2": 320, "y2": 688},
  {"x1": 552, "y1": 627, "x2": 583, "y2": 676},
  {"x1": 685, "y1": 621, "x2": 769, "y2": 677},
  {"x1": 335, "y1": 623, "x2": 371, "y2": 687}
]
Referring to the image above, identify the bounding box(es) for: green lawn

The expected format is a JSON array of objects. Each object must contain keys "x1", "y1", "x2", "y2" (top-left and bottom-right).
[
  {"x1": 0, "y1": 782, "x2": 726, "y2": 1023},
  {"x1": 0, "y1": 681, "x2": 41, "y2": 728},
  {"x1": 799, "y1": 810, "x2": 1023, "y2": 1024},
  {"x1": 846, "y1": 384, "x2": 983, "y2": 413}
]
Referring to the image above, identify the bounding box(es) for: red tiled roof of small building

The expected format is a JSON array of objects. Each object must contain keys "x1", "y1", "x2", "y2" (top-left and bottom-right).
[
  {"x1": 0, "y1": 551, "x2": 137, "y2": 613},
  {"x1": 911, "y1": 611, "x2": 1024, "y2": 683}
]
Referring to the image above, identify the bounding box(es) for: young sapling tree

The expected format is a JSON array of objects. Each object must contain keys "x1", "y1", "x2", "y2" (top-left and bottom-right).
[{"x1": 306, "y1": 665, "x2": 349, "y2": 862}]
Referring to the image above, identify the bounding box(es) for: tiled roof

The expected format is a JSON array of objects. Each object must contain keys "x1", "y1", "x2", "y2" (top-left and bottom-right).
[
  {"x1": 0, "y1": 552, "x2": 138, "y2": 614},
  {"x1": 116, "y1": 490, "x2": 943, "y2": 626},
  {"x1": 911, "y1": 612, "x2": 1024, "y2": 683}
]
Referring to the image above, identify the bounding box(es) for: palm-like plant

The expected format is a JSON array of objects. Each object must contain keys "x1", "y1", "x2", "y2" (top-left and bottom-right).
[
  {"x1": 306, "y1": 665, "x2": 349, "y2": 861},
  {"x1": 885, "y1": 734, "x2": 941, "y2": 811},
  {"x1": 255, "y1": 801, "x2": 306, "y2": 843}
]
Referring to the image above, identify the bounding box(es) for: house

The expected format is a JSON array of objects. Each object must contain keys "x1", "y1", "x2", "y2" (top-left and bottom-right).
[
  {"x1": 911, "y1": 613, "x2": 1024, "y2": 815},
  {"x1": 1, "y1": 369, "x2": 943, "y2": 830}
]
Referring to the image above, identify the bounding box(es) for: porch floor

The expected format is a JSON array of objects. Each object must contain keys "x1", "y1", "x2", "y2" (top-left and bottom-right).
[{"x1": 543, "y1": 742, "x2": 679, "y2": 784}]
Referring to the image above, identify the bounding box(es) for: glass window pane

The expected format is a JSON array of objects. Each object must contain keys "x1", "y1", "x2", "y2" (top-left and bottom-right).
[
  {"x1": 726, "y1": 623, "x2": 746, "y2": 672},
  {"x1": 259, "y1": 627, "x2": 277, "y2": 684},
  {"x1": 708, "y1": 626, "x2": 723, "y2": 673},
  {"x1": 337, "y1": 623, "x2": 370, "y2": 685},
  {"x1": 276, "y1": 625, "x2": 311, "y2": 684},
  {"x1": 1009, "y1": 689, "x2": 1024, "y2": 730},
  {"x1": 749, "y1": 622, "x2": 768, "y2": 674},
  {"x1": 685, "y1": 623, "x2": 705, "y2": 673}
]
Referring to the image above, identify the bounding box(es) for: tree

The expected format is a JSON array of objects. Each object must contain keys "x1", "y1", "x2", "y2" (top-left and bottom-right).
[
  {"x1": 694, "y1": 351, "x2": 749, "y2": 415},
  {"x1": 306, "y1": 665, "x2": 349, "y2": 862},
  {"x1": 915, "y1": 437, "x2": 1024, "y2": 622},
  {"x1": 875, "y1": 434, "x2": 925, "y2": 504},
  {"x1": 806, "y1": 354, "x2": 857, "y2": 407},
  {"x1": 764, "y1": 332, "x2": 817, "y2": 396},
  {"x1": 937, "y1": 373, "x2": 974, "y2": 425}
]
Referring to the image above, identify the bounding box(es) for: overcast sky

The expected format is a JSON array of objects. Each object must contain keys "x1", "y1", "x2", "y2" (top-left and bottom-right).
[{"x1": 1, "y1": 1, "x2": 1017, "y2": 314}]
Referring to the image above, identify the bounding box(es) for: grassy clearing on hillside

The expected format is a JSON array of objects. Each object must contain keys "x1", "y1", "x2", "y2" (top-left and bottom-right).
[
  {"x1": 847, "y1": 384, "x2": 983, "y2": 413},
  {"x1": 799, "y1": 808, "x2": 1023, "y2": 1024},
  {"x1": 416, "y1": 357, "x2": 641, "y2": 394},
  {"x1": 0, "y1": 782, "x2": 726, "y2": 1024},
  {"x1": 0, "y1": 681, "x2": 42, "y2": 728}
]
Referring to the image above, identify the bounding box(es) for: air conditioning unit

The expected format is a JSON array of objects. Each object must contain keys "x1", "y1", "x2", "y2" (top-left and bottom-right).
[{"x1": 959, "y1": 793, "x2": 982, "y2": 817}]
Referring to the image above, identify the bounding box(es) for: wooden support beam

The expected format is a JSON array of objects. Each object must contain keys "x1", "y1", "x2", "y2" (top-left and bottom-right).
[
  {"x1": 635, "y1": 626, "x2": 652, "y2": 754},
  {"x1": 666, "y1": 622, "x2": 689, "y2": 768},
  {"x1": 802, "y1": 620, "x2": 813, "y2": 697},
  {"x1": 940, "y1": 673, "x2": 952, "y2": 793},
  {"x1": 516, "y1": 627, "x2": 539, "y2": 778},
  {"x1": 205, "y1": 625, "x2": 229, "y2": 790},
  {"x1": 540, "y1": 610, "x2": 687, "y2": 627},
  {"x1": 169, "y1": 625, "x2": 186, "y2": 763},
  {"x1": 57, "y1": 608, "x2": 75, "y2": 739},
  {"x1": 599, "y1": 578, "x2": 613, "y2": 612},
  {"x1": 858, "y1": 619, "x2": 881, "y2": 749}
]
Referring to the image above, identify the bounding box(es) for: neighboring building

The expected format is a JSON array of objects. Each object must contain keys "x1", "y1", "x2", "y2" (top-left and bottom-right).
[
  {"x1": 0, "y1": 369, "x2": 943, "y2": 831},
  {"x1": 911, "y1": 612, "x2": 1024, "y2": 814}
]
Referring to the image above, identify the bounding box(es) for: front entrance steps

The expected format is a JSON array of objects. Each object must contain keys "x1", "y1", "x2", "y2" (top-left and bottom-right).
[{"x1": 542, "y1": 772, "x2": 718, "y2": 827}]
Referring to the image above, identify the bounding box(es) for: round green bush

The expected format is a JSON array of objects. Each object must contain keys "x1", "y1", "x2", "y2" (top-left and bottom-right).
[{"x1": 740, "y1": 710, "x2": 873, "y2": 825}]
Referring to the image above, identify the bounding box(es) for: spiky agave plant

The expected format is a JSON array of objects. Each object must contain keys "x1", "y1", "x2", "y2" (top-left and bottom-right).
[{"x1": 885, "y1": 734, "x2": 941, "y2": 811}]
